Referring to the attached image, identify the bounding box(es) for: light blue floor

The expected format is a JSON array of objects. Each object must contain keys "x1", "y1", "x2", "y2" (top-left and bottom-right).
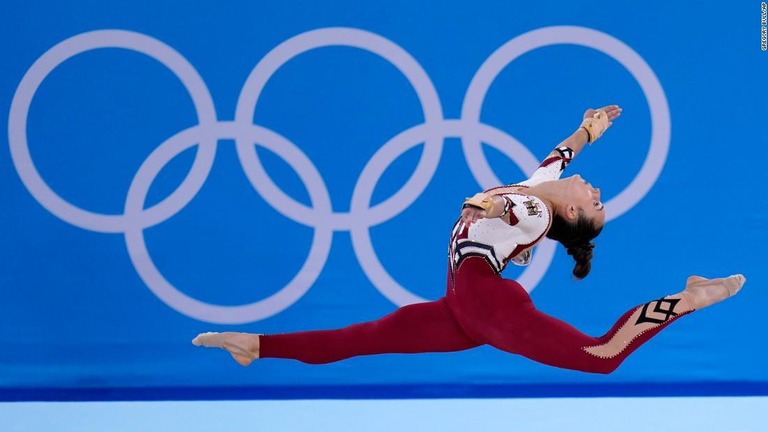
[{"x1": 3, "y1": 397, "x2": 767, "y2": 432}]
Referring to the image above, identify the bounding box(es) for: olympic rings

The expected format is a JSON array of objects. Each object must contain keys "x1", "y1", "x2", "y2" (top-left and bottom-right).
[{"x1": 8, "y1": 26, "x2": 670, "y2": 323}]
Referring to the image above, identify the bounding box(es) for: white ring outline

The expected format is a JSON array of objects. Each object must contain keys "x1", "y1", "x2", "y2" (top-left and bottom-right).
[
  {"x1": 462, "y1": 26, "x2": 671, "y2": 221},
  {"x1": 124, "y1": 122, "x2": 333, "y2": 324},
  {"x1": 8, "y1": 30, "x2": 218, "y2": 233},
  {"x1": 350, "y1": 119, "x2": 555, "y2": 304},
  {"x1": 234, "y1": 27, "x2": 445, "y2": 230}
]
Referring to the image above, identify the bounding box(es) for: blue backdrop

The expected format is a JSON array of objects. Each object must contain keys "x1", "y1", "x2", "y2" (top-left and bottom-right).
[{"x1": 2, "y1": 0, "x2": 766, "y2": 399}]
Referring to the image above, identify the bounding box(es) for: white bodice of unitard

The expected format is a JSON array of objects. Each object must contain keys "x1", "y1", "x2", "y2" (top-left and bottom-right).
[{"x1": 449, "y1": 146, "x2": 574, "y2": 275}]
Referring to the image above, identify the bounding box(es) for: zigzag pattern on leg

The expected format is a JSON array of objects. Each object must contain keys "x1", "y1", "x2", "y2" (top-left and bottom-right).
[{"x1": 583, "y1": 296, "x2": 693, "y2": 359}]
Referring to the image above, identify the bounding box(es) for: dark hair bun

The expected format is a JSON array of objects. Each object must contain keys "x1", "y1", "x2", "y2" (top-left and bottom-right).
[
  {"x1": 545, "y1": 212, "x2": 602, "y2": 280},
  {"x1": 566, "y1": 242, "x2": 595, "y2": 279}
]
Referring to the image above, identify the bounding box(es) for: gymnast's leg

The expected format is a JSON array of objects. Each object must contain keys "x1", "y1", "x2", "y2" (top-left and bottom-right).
[
  {"x1": 192, "y1": 297, "x2": 481, "y2": 366},
  {"x1": 455, "y1": 274, "x2": 745, "y2": 374}
]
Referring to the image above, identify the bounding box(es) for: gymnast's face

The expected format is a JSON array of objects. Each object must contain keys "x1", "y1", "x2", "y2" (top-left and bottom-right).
[{"x1": 564, "y1": 174, "x2": 606, "y2": 228}]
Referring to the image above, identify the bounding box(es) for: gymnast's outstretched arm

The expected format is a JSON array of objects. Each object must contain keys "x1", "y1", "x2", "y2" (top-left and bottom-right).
[{"x1": 460, "y1": 104, "x2": 621, "y2": 224}]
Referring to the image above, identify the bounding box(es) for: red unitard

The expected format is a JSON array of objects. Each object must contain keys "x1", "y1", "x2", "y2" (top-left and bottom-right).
[
  {"x1": 258, "y1": 146, "x2": 695, "y2": 373},
  {"x1": 259, "y1": 255, "x2": 692, "y2": 373}
]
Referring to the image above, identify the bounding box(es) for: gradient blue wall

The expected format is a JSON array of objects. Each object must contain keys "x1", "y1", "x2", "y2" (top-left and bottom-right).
[{"x1": 2, "y1": 0, "x2": 766, "y2": 399}]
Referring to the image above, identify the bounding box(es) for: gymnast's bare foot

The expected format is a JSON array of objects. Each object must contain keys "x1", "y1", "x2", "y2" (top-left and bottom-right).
[
  {"x1": 682, "y1": 274, "x2": 746, "y2": 310},
  {"x1": 192, "y1": 332, "x2": 260, "y2": 366}
]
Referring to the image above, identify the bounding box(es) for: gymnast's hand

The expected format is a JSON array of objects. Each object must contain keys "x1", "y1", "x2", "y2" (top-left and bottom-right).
[
  {"x1": 583, "y1": 104, "x2": 622, "y2": 124},
  {"x1": 580, "y1": 104, "x2": 622, "y2": 143},
  {"x1": 461, "y1": 206, "x2": 487, "y2": 227}
]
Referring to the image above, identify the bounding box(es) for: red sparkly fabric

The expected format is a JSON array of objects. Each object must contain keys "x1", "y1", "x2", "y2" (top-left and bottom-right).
[{"x1": 260, "y1": 257, "x2": 687, "y2": 373}]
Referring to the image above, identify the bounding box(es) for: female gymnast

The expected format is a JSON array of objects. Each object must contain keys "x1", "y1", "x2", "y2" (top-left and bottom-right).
[{"x1": 193, "y1": 105, "x2": 745, "y2": 374}]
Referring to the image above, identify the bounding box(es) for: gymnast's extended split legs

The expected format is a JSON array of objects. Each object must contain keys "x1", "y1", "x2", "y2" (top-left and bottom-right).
[{"x1": 192, "y1": 273, "x2": 745, "y2": 371}]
